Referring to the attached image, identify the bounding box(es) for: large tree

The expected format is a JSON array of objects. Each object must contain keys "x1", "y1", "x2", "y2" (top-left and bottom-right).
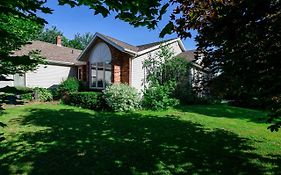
[
  {"x1": 59, "y1": 0, "x2": 281, "y2": 130},
  {"x1": 36, "y1": 27, "x2": 93, "y2": 50},
  {"x1": 0, "y1": 0, "x2": 51, "y2": 82}
]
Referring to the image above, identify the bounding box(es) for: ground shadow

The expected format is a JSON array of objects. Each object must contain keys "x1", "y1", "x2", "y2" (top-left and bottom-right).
[
  {"x1": 176, "y1": 104, "x2": 267, "y2": 123},
  {"x1": 0, "y1": 108, "x2": 280, "y2": 174}
]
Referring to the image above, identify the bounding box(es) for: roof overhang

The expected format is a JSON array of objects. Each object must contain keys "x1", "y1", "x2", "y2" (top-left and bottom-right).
[
  {"x1": 136, "y1": 38, "x2": 186, "y2": 56},
  {"x1": 77, "y1": 33, "x2": 137, "y2": 61},
  {"x1": 47, "y1": 60, "x2": 86, "y2": 66}
]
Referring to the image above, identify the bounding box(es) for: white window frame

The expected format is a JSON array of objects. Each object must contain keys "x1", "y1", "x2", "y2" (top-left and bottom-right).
[{"x1": 89, "y1": 62, "x2": 112, "y2": 89}]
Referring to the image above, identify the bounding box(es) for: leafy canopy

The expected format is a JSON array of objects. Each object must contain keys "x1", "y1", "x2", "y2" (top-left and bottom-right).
[{"x1": 36, "y1": 26, "x2": 94, "y2": 50}]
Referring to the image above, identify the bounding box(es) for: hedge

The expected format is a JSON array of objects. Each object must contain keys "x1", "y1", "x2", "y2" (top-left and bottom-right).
[{"x1": 64, "y1": 92, "x2": 106, "y2": 110}]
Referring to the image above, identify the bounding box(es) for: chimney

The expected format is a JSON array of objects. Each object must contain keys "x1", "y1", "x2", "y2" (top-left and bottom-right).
[{"x1": 56, "y1": 35, "x2": 62, "y2": 47}]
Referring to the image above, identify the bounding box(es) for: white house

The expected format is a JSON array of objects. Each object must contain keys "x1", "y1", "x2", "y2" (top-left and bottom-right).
[{"x1": 0, "y1": 32, "x2": 207, "y2": 92}]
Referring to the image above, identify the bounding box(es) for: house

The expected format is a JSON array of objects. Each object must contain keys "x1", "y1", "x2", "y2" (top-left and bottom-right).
[{"x1": 0, "y1": 32, "x2": 207, "y2": 92}]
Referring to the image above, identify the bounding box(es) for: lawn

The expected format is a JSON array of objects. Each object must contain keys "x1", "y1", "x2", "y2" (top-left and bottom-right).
[{"x1": 0, "y1": 103, "x2": 281, "y2": 175}]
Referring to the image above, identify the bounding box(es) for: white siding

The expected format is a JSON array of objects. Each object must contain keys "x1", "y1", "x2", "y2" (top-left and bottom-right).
[
  {"x1": 0, "y1": 75, "x2": 14, "y2": 88},
  {"x1": 131, "y1": 41, "x2": 183, "y2": 92},
  {"x1": 25, "y1": 64, "x2": 77, "y2": 88}
]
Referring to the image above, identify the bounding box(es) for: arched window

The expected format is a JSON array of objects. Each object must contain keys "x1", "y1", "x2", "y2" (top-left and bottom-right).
[{"x1": 89, "y1": 42, "x2": 112, "y2": 89}]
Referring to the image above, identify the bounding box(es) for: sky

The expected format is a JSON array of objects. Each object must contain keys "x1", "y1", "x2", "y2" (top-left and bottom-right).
[{"x1": 39, "y1": 1, "x2": 197, "y2": 50}]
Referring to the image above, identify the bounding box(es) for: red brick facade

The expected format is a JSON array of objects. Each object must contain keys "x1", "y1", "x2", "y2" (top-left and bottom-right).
[{"x1": 81, "y1": 38, "x2": 132, "y2": 88}]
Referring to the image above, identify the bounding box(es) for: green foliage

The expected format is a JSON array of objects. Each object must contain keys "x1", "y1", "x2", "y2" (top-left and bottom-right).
[
  {"x1": 142, "y1": 82, "x2": 179, "y2": 110},
  {"x1": 66, "y1": 32, "x2": 94, "y2": 50},
  {"x1": 20, "y1": 93, "x2": 33, "y2": 101},
  {"x1": 59, "y1": 0, "x2": 165, "y2": 30},
  {"x1": 36, "y1": 26, "x2": 68, "y2": 45},
  {"x1": 34, "y1": 87, "x2": 53, "y2": 102},
  {"x1": 36, "y1": 26, "x2": 93, "y2": 50},
  {"x1": 104, "y1": 84, "x2": 141, "y2": 112},
  {"x1": 0, "y1": 0, "x2": 50, "y2": 110},
  {"x1": 267, "y1": 95, "x2": 281, "y2": 132},
  {"x1": 64, "y1": 92, "x2": 105, "y2": 110},
  {"x1": 58, "y1": 78, "x2": 80, "y2": 96},
  {"x1": 143, "y1": 46, "x2": 189, "y2": 108}
]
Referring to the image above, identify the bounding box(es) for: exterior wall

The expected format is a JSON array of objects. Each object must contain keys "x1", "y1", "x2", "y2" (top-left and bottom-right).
[
  {"x1": 0, "y1": 75, "x2": 14, "y2": 88},
  {"x1": 83, "y1": 39, "x2": 131, "y2": 88},
  {"x1": 131, "y1": 41, "x2": 183, "y2": 92},
  {"x1": 25, "y1": 64, "x2": 77, "y2": 88}
]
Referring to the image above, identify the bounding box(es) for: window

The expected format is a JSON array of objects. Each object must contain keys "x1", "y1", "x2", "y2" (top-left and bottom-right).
[
  {"x1": 90, "y1": 62, "x2": 112, "y2": 89},
  {"x1": 78, "y1": 67, "x2": 83, "y2": 80}
]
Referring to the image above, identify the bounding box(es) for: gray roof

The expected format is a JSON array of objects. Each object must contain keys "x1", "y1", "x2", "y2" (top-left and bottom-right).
[
  {"x1": 98, "y1": 33, "x2": 139, "y2": 52},
  {"x1": 176, "y1": 50, "x2": 196, "y2": 62},
  {"x1": 13, "y1": 41, "x2": 83, "y2": 65},
  {"x1": 99, "y1": 33, "x2": 177, "y2": 52}
]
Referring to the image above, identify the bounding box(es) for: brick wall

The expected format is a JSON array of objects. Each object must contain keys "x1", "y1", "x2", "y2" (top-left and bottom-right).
[{"x1": 81, "y1": 38, "x2": 132, "y2": 87}]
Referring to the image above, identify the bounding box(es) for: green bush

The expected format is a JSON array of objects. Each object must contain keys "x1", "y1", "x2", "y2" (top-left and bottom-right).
[
  {"x1": 142, "y1": 83, "x2": 179, "y2": 110},
  {"x1": 20, "y1": 93, "x2": 33, "y2": 101},
  {"x1": 64, "y1": 92, "x2": 105, "y2": 110},
  {"x1": 34, "y1": 87, "x2": 53, "y2": 102},
  {"x1": 104, "y1": 84, "x2": 141, "y2": 112},
  {"x1": 58, "y1": 77, "x2": 79, "y2": 96},
  {"x1": 49, "y1": 87, "x2": 60, "y2": 100},
  {"x1": 15, "y1": 87, "x2": 33, "y2": 101}
]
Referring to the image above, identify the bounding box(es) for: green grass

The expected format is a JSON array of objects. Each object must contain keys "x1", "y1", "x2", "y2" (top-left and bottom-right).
[{"x1": 0, "y1": 103, "x2": 281, "y2": 175}]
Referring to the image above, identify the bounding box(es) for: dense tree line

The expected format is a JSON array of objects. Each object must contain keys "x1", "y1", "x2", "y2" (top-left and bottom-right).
[{"x1": 36, "y1": 26, "x2": 94, "y2": 50}]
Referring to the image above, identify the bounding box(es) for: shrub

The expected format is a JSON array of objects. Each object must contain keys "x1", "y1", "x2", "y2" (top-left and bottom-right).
[
  {"x1": 15, "y1": 87, "x2": 33, "y2": 101},
  {"x1": 104, "y1": 84, "x2": 141, "y2": 112},
  {"x1": 20, "y1": 93, "x2": 33, "y2": 101},
  {"x1": 142, "y1": 83, "x2": 179, "y2": 110},
  {"x1": 49, "y1": 87, "x2": 60, "y2": 100},
  {"x1": 58, "y1": 77, "x2": 79, "y2": 96},
  {"x1": 64, "y1": 92, "x2": 105, "y2": 110},
  {"x1": 34, "y1": 87, "x2": 53, "y2": 101}
]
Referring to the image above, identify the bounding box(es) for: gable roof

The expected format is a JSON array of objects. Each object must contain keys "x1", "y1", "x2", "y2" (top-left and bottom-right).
[
  {"x1": 136, "y1": 38, "x2": 177, "y2": 52},
  {"x1": 13, "y1": 41, "x2": 83, "y2": 65},
  {"x1": 177, "y1": 50, "x2": 196, "y2": 62},
  {"x1": 78, "y1": 32, "x2": 185, "y2": 60}
]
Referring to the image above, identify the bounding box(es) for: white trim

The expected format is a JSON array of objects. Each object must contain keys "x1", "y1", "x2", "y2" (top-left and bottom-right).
[
  {"x1": 77, "y1": 32, "x2": 186, "y2": 61},
  {"x1": 47, "y1": 60, "x2": 75, "y2": 66},
  {"x1": 136, "y1": 38, "x2": 186, "y2": 56},
  {"x1": 77, "y1": 33, "x2": 137, "y2": 61}
]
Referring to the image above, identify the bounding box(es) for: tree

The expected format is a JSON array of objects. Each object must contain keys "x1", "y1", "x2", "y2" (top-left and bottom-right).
[
  {"x1": 142, "y1": 46, "x2": 191, "y2": 109},
  {"x1": 0, "y1": 0, "x2": 51, "y2": 89},
  {"x1": 71, "y1": 33, "x2": 94, "y2": 50},
  {"x1": 60, "y1": 0, "x2": 281, "y2": 130},
  {"x1": 36, "y1": 27, "x2": 93, "y2": 50},
  {"x1": 168, "y1": 0, "x2": 281, "y2": 131},
  {"x1": 0, "y1": 0, "x2": 52, "y2": 140},
  {"x1": 36, "y1": 26, "x2": 68, "y2": 45}
]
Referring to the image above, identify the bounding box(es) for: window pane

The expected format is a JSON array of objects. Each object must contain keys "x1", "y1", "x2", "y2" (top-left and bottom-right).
[
  {"x1": 97, "y1": 62, "x2": 104, "y2": 88},
  {"x1": 105, "y1": 63, "x2": 112, "y2": 86},
  {"x1": 91, "y1": 64, "x2": 97, "y2": 87}
]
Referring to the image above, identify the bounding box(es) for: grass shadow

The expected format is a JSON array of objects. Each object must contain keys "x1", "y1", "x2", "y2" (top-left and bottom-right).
[
  {"x1": 176, "y1": 104, "x2": 267, "y2": 123},
  {"x1": 0, "y1": 108, "x2": 280, "y2": 174}
]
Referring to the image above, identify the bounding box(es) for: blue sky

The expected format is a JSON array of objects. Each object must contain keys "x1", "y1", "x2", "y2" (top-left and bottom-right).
[{"x1": 39, "y1": 1, "x2": 197, "y2": 50}]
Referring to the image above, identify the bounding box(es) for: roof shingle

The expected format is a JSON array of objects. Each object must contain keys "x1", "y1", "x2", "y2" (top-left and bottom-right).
[
  {"x1": 13, "y1": 41, "x2": 82, "y2": 65},
  {"x1": 176, "y1": 50, "x2": 196, "y2": 62},
  {"x1": 99, "y1": 33, "x2": 178, "y2": 52}
]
